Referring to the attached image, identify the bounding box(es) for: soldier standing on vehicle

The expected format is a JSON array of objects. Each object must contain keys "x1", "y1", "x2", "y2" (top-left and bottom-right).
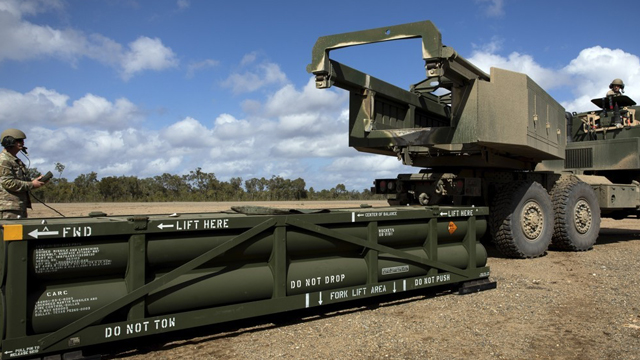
[
  {"x1": 0, "y1": 129, "x2": 46, "y2": 219},
  {"x1": 607, "y1": 78, "x2": 625, "y2": 96},
  {"x1": 605, "y1": 79, "x2": 626, "y2": 128}
]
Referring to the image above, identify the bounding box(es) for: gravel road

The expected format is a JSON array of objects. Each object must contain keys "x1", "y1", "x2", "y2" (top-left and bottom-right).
[{"x1": 30, "y1": 202, "x2": 640, "y2": 360}]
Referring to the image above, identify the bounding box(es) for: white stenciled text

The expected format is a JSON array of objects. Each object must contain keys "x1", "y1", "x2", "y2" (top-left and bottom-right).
[{"x1": 104, "y1": 317, "x2": 176, "y2": 338}]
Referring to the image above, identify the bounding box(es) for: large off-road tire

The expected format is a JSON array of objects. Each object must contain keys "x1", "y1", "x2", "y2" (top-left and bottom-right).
[
  {"x1": 490, "y1": 181, "x2": 554, "y2": 258},
  {"x1": 550, "y1": 176, "x2": 601, "y2": 251}
]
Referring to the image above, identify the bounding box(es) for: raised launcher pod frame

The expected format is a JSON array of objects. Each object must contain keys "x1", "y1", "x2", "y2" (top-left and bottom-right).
[
  {"x1": 0, "y1": 205, "x2": 494, "y2": 359},
  {"x1": 307, "y1": 20, "x2": 566, "y2": 170}
]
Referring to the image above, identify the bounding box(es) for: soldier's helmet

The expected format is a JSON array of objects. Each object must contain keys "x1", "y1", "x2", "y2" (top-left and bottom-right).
[
  {"x1": 1, "y1": 129, "x2": 27, "y2": 148},
  {"x1": 610, "y1": 78, "x2": 625, "y2": 90}
]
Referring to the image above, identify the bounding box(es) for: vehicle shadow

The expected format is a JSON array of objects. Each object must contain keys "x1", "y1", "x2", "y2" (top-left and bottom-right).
[{"x1": 594, "y1": 227, "x2": 640, "y2": 245}]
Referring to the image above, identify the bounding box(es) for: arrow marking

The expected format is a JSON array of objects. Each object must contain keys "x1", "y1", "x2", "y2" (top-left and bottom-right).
[
  {"x1": 28, "y1": 228, "x2": 60, "y2": 239},
  {"x1": 157, "y1": 223, "x2": 174, "y2": 230}
]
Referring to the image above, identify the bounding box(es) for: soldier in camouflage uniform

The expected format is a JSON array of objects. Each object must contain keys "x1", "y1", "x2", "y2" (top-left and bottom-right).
[
  {"x1": 606, "y1": 79, "x2": 626, "y2": 128},
  {"x1": 0, "y1": 129, "x2": 46, "y2": 219},
  {"x1": 607, "y1": 78, "x2": 625, "y2": 96}
]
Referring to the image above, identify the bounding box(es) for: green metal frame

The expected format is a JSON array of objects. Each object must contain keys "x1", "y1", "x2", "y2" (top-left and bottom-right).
[{"x1": 0, "y1": 205, "x2": 491, "y2": 359}]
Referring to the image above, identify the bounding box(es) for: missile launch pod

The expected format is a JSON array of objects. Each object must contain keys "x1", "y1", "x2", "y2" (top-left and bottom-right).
[{"x1": 0, "y1": 205, "x2": 493, "y2": 358}]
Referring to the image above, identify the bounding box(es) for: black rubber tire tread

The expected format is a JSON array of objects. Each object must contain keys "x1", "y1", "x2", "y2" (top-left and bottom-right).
[
  {"x1": 550, "y1": 176, "x2": 601, "y2": 251},
  {"x1": 489, "y1": 181, "x2": 553, "y2": 258}
]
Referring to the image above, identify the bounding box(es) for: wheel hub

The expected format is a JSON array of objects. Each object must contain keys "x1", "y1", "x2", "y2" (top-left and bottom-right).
[
  {"x1": 521, "y1": 200, "x2": 544, "y2": 240},
  {"x1": 573, "y1": 199, "x2": 592, "y2": 234}
]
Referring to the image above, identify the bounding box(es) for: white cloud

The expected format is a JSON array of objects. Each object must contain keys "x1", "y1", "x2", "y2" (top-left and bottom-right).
[
  {"x1": 0, "y1": 79, "x2": 398, "y2": 191},
  {"x1": 0, "y1": 0, "x2": 64, "y2": 17},
  {"x1": 65, "y1": 95, "x2": 140, "y2": 126},
  {"x1": 186, "y1": 59, "x2": 219, "y2": 78},
  {"x1": 475, "y1": 0, "x2": 505, "y2": 18},
  {"x1": 214, "y1": 113, "x2": 238, "y2": 126},
  {"x1": 28, "y1": 125, "x2": 172, "y2": 177},
  {"x1": 561, "y1": 46, "x2": 640, "y2": 111},
  {"x1": 0, "y1": 10, "x2": 87, "y2": 63},
  {"x1": 120, "y1": 37, "x2": 179, "y2": 81},
  {"x1": 31, "y1": 127, "x2": 150, "y2": 166},
  {"x1": 212, "y1": 114, "x2": 253, "y2": 138},
  {"x1": 327, "y1": 156, "x2": 404, "y2": 174},
  {"x1": 222, "y1": 58, "x2": 288, "y2": 94},
  {"x1": 99, "y1": 162, "x2": 134, "y2": 176},
  {"x1": 316, "y1": 155, "x2": 406, "y2": 191},
  {"x1": 0, "y1": 2, "x2": 179, "y2": 80},
  {"x1": 264, "y1": 78, "x2": 347, "y2": 118},
  {"x1": 84, "y1": 131, "x2": 126, "y2": 160},
  {"x1": 0, "y1": 87, "x2": 143, "y2": 129},
  {"x1": 473, "y1": 37, "x2": 503, "y2": 54},
  {"x1": 163, "y1": 117, "x2": 216, "y2": 148},
  {"x1": 277, "y1": 113, "x2": 327, "y2": 135},
  {"x1": 177, "y1": 0, "x2": 190, "y2": 10},
  {"x1": 270, "y1": 133, "x2": 348, "y2": 158},
  {"x1": 468, "y1": 48, "x2": 569, "y2": 91},
  {"x1": 240, "y1": 52, "x2": 258, "y2": 66},
  {"x1": 144, "y1": 157, "x2": 183, "y2": 175},
  {"x1": 200, "y1": 159, "x2": 255, "y2": 177},
  {"x1": 466, "y1": 41, "x2": 640, "y2": 111}
]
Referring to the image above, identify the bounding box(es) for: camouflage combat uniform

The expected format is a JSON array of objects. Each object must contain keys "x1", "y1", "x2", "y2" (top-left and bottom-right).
[{"x1": 0, "y1": 149, "x2": 33, "y2": 219}]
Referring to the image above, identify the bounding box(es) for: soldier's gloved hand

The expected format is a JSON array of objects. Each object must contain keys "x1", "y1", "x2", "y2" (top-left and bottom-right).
[{"x1": 32, "y1": 177, "x2": 46, "y2": 189}]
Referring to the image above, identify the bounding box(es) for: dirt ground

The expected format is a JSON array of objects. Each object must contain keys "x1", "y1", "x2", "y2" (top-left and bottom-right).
[
  {"x1": 30, "y1": 201, "x2": 640, "y2": 360},
  {"x1": 29, "y1": 200, "x2": 387, "y2": 218}
]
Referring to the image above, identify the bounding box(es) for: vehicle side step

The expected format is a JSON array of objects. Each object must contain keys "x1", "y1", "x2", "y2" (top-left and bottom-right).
[{"x1": 458, "y1": 278, "x2": 497, "y2": 295}]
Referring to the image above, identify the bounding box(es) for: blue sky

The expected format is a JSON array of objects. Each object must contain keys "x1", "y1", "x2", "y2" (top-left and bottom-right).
[{"x1": 2, "y1": 0, "x2": 640, "y2": 192}]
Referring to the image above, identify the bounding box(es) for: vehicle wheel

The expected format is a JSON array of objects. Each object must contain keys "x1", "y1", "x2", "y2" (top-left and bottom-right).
[
  {"x1": 550, "y1": 176, "x2": 600, "y2": 251},
  {"x1": 490, "y1": 181, "x2": 553, "y2": 258}
]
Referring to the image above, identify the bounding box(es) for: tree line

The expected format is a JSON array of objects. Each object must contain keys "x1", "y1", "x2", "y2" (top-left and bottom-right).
[{"x1": 28, "y1": 165, "x2": 381, "y2": 203}]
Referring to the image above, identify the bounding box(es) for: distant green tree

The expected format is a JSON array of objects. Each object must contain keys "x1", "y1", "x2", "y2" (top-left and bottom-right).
[
  {"x1": 267, "y1": 176, "x2": 287, "y2": 200},
  {"x1": 291, "y1": 178, "x2": 307, "y2": 200},
  {"x1": 154, "y1": 173, "x2": 191, "y2": 201},
  {"x1": 73, "y1": 172, "x2": 99, "y2": 202},
  {"x1": 186, "y1": 167, "x2": 220, "y2": 200},
  {"x1": 98, "y1": 176, "x2": 124, "y2": 201},
  {"x1": 55, "y1": 162, "x2": 65, "y2": 178},
  {"x1": 46, "y1": 178, "x2": 73, "y2": 202},
  {"x1": 26, "y1": 167, "x2": 40, "y2": 180},
  {"x1": 244, "y1": 178, "x2": 259, "y2": 200},
  {"x1": 25, "y1": 170, "x2": 381, "y2": 203},
  {"x1": 225, "y1": 177, "x2": 244, "y2": 200}
]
